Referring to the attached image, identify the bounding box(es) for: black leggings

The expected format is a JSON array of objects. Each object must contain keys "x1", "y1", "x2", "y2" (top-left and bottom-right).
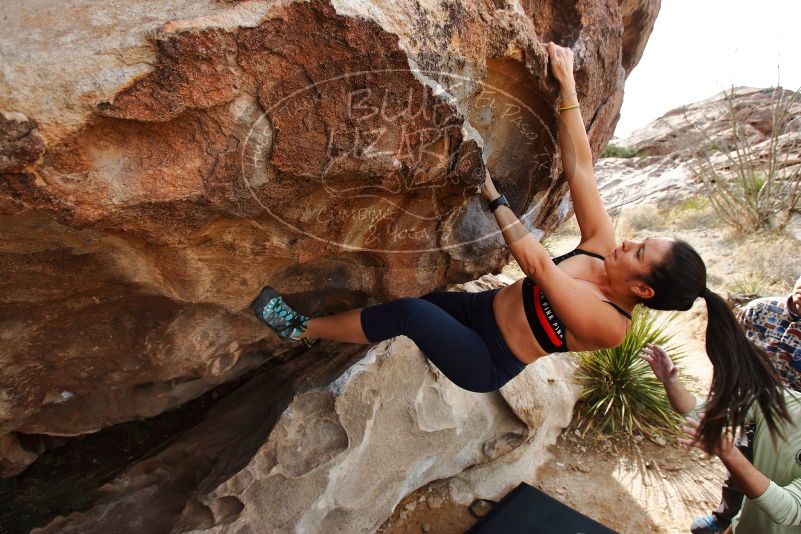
[{"x1": 359, "y1": 288, "x2": 527, "y2": 393}]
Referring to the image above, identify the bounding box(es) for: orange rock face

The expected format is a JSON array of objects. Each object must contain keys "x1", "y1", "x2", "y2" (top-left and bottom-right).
[{"x1": 0, "y1": 0, "x2": 660, "y2": 474}]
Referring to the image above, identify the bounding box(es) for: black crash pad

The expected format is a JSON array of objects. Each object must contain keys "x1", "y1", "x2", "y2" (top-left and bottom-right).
[{"x1": 466, "y1": 483, "x2": 618, "y2": 534}]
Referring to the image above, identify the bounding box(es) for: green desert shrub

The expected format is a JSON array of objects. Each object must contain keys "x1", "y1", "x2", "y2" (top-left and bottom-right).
[
  {"x1": 600, "y1": 143, "x2": 639, "y2": 158},
  {"x1": 673, "y1": 195, "x2": 709, "y2": 214},
  {"x1": 573, "y1": 307, "x2": 685, "y2": 438},
  {"x1": 687, "y1": 86, "x2": 801, "y2": 232},
  {"x1": 667, "y1": 196, "x2": 716, "y2": 230}
]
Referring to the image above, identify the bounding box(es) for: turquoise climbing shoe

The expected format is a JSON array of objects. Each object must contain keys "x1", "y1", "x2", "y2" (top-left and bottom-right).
[
  {"x1": 690, "y1": 515, "x2": 724, "y2": 534},
  {"x1": 253, "y1": 286, "x2": 314, "y2": 346}
]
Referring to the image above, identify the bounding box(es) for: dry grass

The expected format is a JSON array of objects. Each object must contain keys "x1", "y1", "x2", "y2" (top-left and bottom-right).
[
  {"x1": 616, "y1": 203, "x2": 668, "y2": 234},
  {"x1": 716, "y1": 233, "x2": 799, "y2": 295}
]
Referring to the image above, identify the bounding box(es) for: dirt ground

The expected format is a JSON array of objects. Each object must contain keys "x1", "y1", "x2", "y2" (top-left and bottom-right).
[{"x1": 380, "y1": 200, "x2": 800, "y2": 534}]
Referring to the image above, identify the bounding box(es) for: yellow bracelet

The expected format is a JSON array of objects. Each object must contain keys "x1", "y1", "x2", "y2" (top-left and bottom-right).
[{"x1": 559, "y1": 104, "x2": 580, "y2": 111}]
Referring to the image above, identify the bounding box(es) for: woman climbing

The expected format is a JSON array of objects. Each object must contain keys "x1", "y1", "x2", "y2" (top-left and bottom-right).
[{"x1": 252, "y1": 42, "x2": 789, "y2": 450}]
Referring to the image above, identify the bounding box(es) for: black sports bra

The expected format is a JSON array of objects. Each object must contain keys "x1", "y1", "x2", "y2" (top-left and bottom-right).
[{"x1": 521, "y1": 248, "x2": 632, "y2": 353}]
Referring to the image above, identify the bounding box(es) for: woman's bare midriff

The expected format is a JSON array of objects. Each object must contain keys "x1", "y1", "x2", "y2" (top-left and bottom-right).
[
  {"x1": 491, "y1": 253, "x2": 623, "y2": 364},
  {"x1": 492, "y1": 278, "x2": 550, "y2": 365}
]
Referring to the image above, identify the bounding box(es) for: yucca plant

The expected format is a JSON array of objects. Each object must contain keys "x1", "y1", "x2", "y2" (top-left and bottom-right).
[{"x1": 573, "y1": 306, "x2": 685, "y2": 438}]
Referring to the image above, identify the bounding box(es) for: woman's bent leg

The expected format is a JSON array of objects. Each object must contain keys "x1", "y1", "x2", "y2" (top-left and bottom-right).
[
  {"x1": 360, "y1": 297, "x2": 498, "y2": 392},
  {"x1": 302, "y1": 309, "x2": 370, "y2": 344},
  {"x1": 419, "y1": 290, "x2": 476, "y2": 327},
  {"x1": 302, "y1": 291, "x2": 478, "y2": 345}
]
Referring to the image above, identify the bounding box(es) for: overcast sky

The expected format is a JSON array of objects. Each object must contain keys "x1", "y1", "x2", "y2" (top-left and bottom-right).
[{"x1": 615, "y1": 0, "x2": 801, "y2": 138}]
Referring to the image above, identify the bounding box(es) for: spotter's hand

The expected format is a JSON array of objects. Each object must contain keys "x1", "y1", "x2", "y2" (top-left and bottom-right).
[
  {"x1": 639, "y1": 344, "x2": 679, "y2": 384},
  {"x1": 678, "y1": 415, "x2": 735, "y2": 458}
]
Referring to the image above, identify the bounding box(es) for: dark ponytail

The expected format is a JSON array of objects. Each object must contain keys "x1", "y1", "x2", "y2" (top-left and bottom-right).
[
  {"x1": 639, "y1": 239, "x2": 790, "y2": 451},
  {"x1": 696, "y1": 288, "x2": 789, "y2": 451}
]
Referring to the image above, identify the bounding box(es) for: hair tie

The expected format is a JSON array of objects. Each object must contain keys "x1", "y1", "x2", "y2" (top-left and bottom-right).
[{"x1": 700, "y1": 287, "x2": 710, "y2": 299}]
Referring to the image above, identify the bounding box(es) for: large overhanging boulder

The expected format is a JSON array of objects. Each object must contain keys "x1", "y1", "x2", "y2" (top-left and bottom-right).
[
  {"x1": 0, "y1": 0, "x2": 660, "y2": 476},
  {"x1": 35, "y1": 275, "x2": 580, "y2": 533}
]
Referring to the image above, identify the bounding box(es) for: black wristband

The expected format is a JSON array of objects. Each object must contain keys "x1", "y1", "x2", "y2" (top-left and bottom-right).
[{"x1": 487, "y1": 194, "x2": 510, "y2": 213}]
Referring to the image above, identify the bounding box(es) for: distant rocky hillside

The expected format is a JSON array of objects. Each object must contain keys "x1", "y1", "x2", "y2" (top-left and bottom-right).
[{"x1": 595, "y1": 86, "x2": 801, "y2": 212}]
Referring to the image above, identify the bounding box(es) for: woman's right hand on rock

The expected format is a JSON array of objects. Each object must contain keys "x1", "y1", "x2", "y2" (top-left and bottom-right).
[
  {"x1": 546, "y1": 41, "x2": 575, "y2": 88},
  {"x1": 639, "y1": 343, "x2": 679, "y2": 384}
]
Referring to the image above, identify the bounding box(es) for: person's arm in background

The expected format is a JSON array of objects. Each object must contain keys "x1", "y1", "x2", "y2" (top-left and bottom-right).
[
  {"x1": 681, "y1": 416, "x2": 801, "y2": 526},
  {"x1": 640, "y1": 344, "x2": 698, "y2": 414}
]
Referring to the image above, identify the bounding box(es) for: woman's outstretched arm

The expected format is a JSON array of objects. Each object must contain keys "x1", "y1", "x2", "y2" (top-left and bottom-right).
[
  {"x1": 480, "y1": 175, "x2": 626, "y2": 349},
  {"x1": 478, "y1": 42, "x2": 615, "y2": 274},
  {"x1": 546, "y1": 42, "x2": 615, "y2": 252}
]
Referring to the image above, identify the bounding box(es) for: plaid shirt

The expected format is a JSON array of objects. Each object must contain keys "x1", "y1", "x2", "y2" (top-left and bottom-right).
[{"x1": 739, "y1": 296, "x2": 801, "y2": 392}]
